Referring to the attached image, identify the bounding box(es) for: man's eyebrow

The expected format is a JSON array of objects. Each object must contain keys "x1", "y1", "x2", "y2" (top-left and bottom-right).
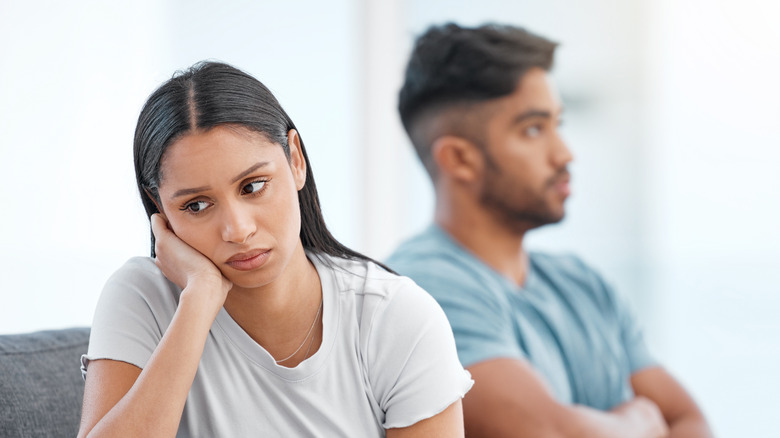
[
  {"x1": 170, "y1": 162, "x2": 270, "y2": 199},
  {"x1": 511, "y1": 109, "x2": 553, "y2": 125}
]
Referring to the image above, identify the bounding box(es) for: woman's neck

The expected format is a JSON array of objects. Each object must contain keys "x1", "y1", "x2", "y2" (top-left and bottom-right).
[{"x1": 222, "y1": 243, "x2": 323, "y2": 365}]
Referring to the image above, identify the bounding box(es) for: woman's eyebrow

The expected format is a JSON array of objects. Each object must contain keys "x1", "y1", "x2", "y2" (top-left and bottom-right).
[
  {"x1": 231, "y1": 161, "x2": 270, "y2": 184},
  {"x1": 172, "y1": 186, "x2": 210, "y2": 199},
  {"x1": 171, "y1": 162, "x2": 271, "y2": 199}
]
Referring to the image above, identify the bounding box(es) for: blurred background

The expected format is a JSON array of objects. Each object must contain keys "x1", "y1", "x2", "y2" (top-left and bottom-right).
[{"x1": 1, "y1": 0, "x2": 778, "y2": 436}]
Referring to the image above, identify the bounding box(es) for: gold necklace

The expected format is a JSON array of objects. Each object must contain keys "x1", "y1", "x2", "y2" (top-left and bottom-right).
[{"x1": 275, "y1": 298, "x2": 323, "y2": 364}]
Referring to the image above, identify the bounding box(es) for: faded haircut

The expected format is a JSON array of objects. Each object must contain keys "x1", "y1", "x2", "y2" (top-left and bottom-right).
[{"x1": 398, "y1": 23, "x2": 558, "y2": 178}]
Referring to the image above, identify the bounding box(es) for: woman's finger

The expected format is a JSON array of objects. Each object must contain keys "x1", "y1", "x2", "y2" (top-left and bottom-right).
[{"x1": 150, "y1": 213, "x2": 171, "y2": 240}]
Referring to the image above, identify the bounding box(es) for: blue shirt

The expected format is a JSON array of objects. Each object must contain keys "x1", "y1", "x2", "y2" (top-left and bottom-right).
[{"x1": 386, "y1": 225, "x2": 655, "y2": 410}]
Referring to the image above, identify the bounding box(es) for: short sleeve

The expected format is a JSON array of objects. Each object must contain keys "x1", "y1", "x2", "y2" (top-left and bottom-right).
[
  {"x1": 614, "y1": 288, "x2": 656, "y2": 373},
  {"x1": 365, "y1": 278, "x2": 473, "y2": 429},
  {"x1": 81, "y1": 257, "x2": 179, "y2": 377},
  {"x1": 396, "y1": 261, "x2": 525, "y2": 368},
  {"x1": 580, "y1": 260, "x2": 656, "y2": 374}
]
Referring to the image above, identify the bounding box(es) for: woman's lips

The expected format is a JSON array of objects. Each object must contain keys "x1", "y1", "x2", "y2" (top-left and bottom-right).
[{"x1": 226, "y1": 249, "x2": 271, "y2": 271}]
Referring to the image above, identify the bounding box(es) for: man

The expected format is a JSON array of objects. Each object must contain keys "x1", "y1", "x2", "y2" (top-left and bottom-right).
[{"x1": 386, "y1": 23, "x2": 713, "y2": 438}]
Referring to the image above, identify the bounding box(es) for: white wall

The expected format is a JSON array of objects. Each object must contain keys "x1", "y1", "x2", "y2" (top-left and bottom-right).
[
  {"x1": 0, "y1": 0, "x2": 362, "y2": 332},
  {"x1": 643, "y1": 0, "x2": 780, "y2": 436},
  {"x1": 1, "y1": 1, "x2": 777, "y2": 436}
]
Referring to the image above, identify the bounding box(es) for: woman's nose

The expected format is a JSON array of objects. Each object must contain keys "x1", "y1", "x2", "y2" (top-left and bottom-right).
[{"x1": 220, "y1": 203, "x2": 256, "y2": 244}]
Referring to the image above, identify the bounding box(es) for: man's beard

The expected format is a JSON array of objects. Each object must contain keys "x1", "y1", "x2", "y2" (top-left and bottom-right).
[{"x1": 479, "y1": 166, "x2": 568, "y2": 234}]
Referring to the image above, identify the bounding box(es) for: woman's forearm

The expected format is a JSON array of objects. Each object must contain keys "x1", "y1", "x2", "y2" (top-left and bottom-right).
[{"x1": 83, "y1": 285, "x2": 221, "y2": 437}]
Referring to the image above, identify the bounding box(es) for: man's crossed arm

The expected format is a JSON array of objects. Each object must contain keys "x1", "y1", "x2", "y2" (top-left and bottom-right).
[{"x1": 462, "y1": 358, "x2": 713, "y2": 438}]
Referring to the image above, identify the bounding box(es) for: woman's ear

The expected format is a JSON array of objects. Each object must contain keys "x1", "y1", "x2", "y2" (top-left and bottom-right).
[
  {"x1": 287, "y1": 129, "x2": 307, "y2": 191},
  {"x1": 431, "y1": 135, "x2": 484, "y2": 184},
  {"x1": 144, "y1": 187, "x2": 166, "y2": 215},
  {"x1": 144, "y1": 188, "x2": 173, "y2": 232}
]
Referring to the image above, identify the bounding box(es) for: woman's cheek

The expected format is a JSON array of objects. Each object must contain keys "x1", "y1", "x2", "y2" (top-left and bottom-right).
[{"x1": 175, "y1": 224, "x2": 216, "y2": 259}]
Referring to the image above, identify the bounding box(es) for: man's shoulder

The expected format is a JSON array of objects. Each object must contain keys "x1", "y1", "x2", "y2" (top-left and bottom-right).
[
  {"x1": 386, "y1": 227, "x2": 512, "y2": 306},
  {"x1": 527, "y1": 251, "x2": 619, "y2": 310},
  {"x1": 386, "y1": 225, "x2": 444, "y2": 259},
  {"x1": 527, "y1": 251, "x2": 593, "y2": 276},
  {"x1": 389, "y1": 227, "x2": 480, "y2": 276}
]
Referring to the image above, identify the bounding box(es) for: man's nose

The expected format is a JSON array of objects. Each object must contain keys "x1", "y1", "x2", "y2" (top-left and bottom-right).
[{"x1": 551, "y1": 131, "x2": 573, "y2": 167}]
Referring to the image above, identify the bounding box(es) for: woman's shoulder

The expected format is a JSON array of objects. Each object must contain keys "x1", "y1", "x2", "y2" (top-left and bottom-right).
[
  {"x1": 107, "y1": 256, "x2": 171, "y2": 287},
  {"x1": 316, "y1": 254, "x2": 445, "y2": 336},
  {"x1": 86, "y1": 257, "x2": 179, "y2": 371},
  {"x1": 111, "y1": 256, "x2": 160, "y2": 277},
  {"x1": 325, "y1": 256, "x2": 472, "y2": 429},
  {"x1": 100, "y1": 256, "x2": 181, "y2": 310},
  {"x1": 314, "y1": 253, "x2": 423, "y2": 303}
]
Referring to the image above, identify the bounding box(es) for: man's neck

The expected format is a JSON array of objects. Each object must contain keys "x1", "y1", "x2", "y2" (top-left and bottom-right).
[{"x1": 435, "y1": 208, "x2": 530, "y2": 287}]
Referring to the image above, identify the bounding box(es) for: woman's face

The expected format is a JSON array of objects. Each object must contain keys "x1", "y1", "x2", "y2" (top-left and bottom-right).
[{"x1": 156, "y1": 125, "x2": 306, "y2": 289}]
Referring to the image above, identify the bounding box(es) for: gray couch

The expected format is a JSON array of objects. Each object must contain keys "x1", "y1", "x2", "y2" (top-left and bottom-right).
[{"x1": 0, "y1": 327, "x2": 90, "y2": 437}]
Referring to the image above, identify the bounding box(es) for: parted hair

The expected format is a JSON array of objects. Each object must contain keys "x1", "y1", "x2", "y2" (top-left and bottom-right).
[{"x1": 133, "y1": 61, "x2": 392, "y2": 271}]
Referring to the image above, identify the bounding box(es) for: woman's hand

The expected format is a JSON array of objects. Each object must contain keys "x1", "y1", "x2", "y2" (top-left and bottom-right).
[
  {"x1": 150, "y1": 214, "x2": 232, "y2": 305},
  {"x1": 80, "y1": 215, "x2": 234, "y2": 438}
]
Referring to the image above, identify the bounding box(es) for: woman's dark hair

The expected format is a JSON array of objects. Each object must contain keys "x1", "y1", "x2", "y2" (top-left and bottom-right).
[{"x1": 134, "y1": 61, "x2": 392, "y2": 272}]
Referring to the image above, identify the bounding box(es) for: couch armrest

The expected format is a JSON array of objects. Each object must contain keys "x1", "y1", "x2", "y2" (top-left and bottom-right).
[{"x1": 0, "y1": 327, "x2": 90, "y2": 437}]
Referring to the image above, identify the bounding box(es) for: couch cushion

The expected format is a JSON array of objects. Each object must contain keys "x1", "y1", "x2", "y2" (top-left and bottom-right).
[{"x1": 0, "y1": 327, "x2": 90, "y2": 437}]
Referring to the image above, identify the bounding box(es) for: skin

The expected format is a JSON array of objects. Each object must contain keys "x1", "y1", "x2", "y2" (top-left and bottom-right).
[
  {"x1": 78, "y1": 125, "x2": 463, "y2": 437},
  {"x1": 428, "y1": 67, "x2": 713, "y2": 438}
]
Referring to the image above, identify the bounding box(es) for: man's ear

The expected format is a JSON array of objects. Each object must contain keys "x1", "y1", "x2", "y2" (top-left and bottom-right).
[
  {"x1": 287, "y1": 129, "x2": 307, "y2": 191},
  {"x1": 431, "y1": 135, "x2": 484, "y2": 183}
]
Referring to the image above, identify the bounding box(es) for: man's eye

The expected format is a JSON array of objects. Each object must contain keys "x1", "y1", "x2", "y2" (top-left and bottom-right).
[
  {"x1": 185, "y1": 201, "x2": 210, "y2": 213},
  {"x1": 242, "y1": 181, "x2": 266, "y2": 194},
  {"x1": 525, "y1": 125, "x2": 542, "y2": 137}
]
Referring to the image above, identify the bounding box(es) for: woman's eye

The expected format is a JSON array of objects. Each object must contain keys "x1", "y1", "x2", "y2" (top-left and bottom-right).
[
  {"x1": 184, "y1": 200, "x2": 210, "y2": 213},
  {"x1": 242, "y1": 180, "x2": 266, "y2": 195}
]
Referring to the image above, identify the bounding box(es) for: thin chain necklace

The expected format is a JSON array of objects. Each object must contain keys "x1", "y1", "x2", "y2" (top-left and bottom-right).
[{"x1": 275, "y1": 297, "x2": 323, "y2": 364}]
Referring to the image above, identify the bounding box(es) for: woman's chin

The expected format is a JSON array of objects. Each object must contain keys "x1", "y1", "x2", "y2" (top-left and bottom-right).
[{"x1": 222, "y1": 269, "x2": 276, "y2": 292}]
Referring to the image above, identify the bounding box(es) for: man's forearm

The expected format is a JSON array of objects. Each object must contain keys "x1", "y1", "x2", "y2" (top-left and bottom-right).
[
  {"x1": 560, "y1": 397, "x2": 668, "y2": 438},
  {"x1": 465, "y1": 359, "x2": 671, "y2": 438},
  {"x1": 668, "y1": 413, "x2": 714, "y2": 438},
  {"x1": 630, "y1": 366, "x2": 713, "y2": 438}
]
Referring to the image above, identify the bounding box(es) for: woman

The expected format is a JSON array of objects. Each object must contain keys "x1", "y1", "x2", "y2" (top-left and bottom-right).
[{"x1": 78, "y1": 61, "x2": 472, "y2": 437}]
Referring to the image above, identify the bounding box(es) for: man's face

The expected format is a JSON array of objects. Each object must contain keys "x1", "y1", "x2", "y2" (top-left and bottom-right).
[{"x1": 478, "y1": 67, "x2": 573, "y2": 232}]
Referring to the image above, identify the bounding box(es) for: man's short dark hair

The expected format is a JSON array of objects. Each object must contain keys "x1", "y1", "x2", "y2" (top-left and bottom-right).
[{"x1": 398, "y1": 23, "x2": 558, "y2": 178}]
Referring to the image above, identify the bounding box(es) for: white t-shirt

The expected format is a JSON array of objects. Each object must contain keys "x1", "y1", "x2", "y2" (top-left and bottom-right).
[{"x1": 82, "y1": 253, "x2": 472, "y2": 437}]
